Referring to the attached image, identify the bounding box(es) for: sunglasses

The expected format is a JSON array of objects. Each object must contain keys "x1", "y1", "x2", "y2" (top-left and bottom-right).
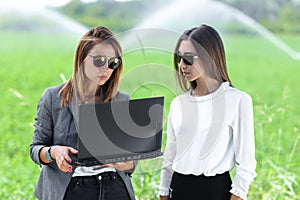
[
  {"x1": 88, "y1": 55, "x2": 121, "y2": 69},
  {"x1": 176, "y1": 54, "x2": 198, "y2": 65}
]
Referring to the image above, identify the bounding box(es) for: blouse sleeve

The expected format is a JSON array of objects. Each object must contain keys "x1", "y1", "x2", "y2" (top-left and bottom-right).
[
  {"x1": 30, "y1": 88, "x2": 54, "y2": 165},
  {"x1": 230, "y1": 93, "x2": 257, "y2": 200},
  {"x1": 158, "y1": 101, "x2": 177, "y2": 196}
]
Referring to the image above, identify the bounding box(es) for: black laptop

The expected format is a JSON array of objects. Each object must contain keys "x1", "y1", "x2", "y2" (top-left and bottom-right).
[{"x1": 72, "y1": 97, "x2": 164, "y2": 166}]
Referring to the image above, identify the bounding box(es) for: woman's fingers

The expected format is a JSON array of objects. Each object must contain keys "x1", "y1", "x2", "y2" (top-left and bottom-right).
[
  {"x1": 53, "y1": 146, "x2": 135, "y2": 172},
  {"x1": 64, "y1": 147, "x2": 78, "y2": 163},
  {"x1": 160, "y1": 196, "x2": 169, "y2": 200},
  {"x1": 56, "y1": 154, "x2": 73, "y2": 172},
  {"x1": 102, "y1": 160, "x2": 134, "y2": 171},
  {"x1": 69, "y1": 147, "x2": 78, "y2": 154},
  {"x1": 52, "y1": 145, "x2": 76, "y2": 172}
]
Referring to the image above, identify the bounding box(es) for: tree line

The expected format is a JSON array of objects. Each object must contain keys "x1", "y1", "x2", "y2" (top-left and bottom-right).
[
  {"x1": 222, "y1": 0, "x2": 300, "y2": 33},
  {"x1": 57, "y1": 0, "x2": 300, "y2": 34}
]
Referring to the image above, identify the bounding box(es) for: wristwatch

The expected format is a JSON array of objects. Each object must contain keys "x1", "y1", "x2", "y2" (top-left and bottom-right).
[{"x1": 45, "y1": 146, "x2": 54, "y2": 162}]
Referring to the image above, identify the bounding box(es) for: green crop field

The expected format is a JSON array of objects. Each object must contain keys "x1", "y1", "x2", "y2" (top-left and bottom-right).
[{"x1": 0, "y1": 31, "x2": 299, "y2": 199}]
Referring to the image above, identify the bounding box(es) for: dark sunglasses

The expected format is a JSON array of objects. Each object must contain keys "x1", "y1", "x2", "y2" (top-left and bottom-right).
[
  {"x1": 176, "y1": 54, "x2": 198, "y2": 65},
  {"x1": 88, "y1": 55, "x2": 121, "y2": 69}
]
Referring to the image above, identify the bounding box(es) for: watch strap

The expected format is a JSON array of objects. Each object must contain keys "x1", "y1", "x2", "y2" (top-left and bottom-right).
[{"x1": 45, "y1": 146, "x2": 54, "y2": 162}]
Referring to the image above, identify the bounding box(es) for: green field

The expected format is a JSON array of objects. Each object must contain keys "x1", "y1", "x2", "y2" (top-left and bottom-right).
[{"x1": 0, "y1": 31, "x2": 299, "y2": 199}]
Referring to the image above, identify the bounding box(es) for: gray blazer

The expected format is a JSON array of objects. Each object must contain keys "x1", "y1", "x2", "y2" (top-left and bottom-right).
[{"x1": 30, "y1": 84, "x2": 136, "y2": 200}]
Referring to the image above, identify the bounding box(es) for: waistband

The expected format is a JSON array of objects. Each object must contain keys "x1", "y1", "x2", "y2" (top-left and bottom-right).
[
  {"x1": 174, "y1": 171, "x2": 230, "y2": 178},
  {"x1": 70, "y1": 171, "x2": 120, "y2": 184}
]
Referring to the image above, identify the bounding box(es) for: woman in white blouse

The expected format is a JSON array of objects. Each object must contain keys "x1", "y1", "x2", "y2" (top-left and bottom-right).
[{"x1": 159, "y1": 24, "x2": 256, "y2": 200}]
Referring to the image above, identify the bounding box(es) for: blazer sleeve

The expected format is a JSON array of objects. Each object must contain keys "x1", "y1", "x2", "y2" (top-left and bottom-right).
[{"x1": 30, "y1": 88, "x2": 54, "y2": 165}]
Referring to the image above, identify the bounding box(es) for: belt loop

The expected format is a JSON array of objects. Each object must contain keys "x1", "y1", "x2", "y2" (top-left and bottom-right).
[
  {"x1": 79, "y1": 177, "x2": 83, "y2": 186},
  {"x1": 75, "y1": 177, "x2": 83, "y2": 187},
  {"x1": 112, "y1": 172, "x2": 117, "y2": 180},
  {"x1": 97, "y1": 174, "x2": 102, "y2": 181}
]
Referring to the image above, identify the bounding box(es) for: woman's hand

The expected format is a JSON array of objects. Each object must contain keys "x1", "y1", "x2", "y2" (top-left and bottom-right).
[
  {"x1": 230, "y1": 194, "x2": 243, "y2": 200},
  {"x1": 102, "y1": 160, "x2": 134, "y2": 171},
  {"x1": 159, "y1": 195, "x2": 169, "y2": 200},
  {"x1": 50, "y1": 145, "x2": 78, "y2": 173}
]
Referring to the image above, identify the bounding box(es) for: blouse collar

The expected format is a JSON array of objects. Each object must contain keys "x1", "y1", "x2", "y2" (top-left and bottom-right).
[{"x1": 187, "y1": 82, "x2": 229, "y2": 102}]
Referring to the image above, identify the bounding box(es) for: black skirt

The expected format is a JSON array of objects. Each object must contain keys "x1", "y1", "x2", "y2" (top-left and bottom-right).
[{"x1": 169, "y1": 171, "x2": 232, "y2": 200}]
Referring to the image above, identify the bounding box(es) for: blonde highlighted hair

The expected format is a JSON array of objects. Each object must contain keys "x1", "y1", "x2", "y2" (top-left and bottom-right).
[{"x1": 59, "y1": 26, "x2": 123, "y2": 107}]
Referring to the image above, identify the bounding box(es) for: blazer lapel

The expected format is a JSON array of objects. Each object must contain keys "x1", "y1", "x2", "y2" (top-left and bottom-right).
[{"x1": 68, "y1": 94, "x2": 79, "y2": 134}]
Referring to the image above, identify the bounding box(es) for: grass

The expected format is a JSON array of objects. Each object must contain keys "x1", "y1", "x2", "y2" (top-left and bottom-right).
[{"x1": 0, "y1": 30, "x2": 299, "y2": 199}]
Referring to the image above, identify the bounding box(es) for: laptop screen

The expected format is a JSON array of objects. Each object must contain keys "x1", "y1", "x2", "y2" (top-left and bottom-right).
[{"x1": 78, "y1": 97, "x2": 164, "y2": 160}]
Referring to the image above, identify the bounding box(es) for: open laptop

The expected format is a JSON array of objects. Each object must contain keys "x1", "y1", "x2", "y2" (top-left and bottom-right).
[{"x1": 72, "y1": 96, "x2": 164, "y2": 166}]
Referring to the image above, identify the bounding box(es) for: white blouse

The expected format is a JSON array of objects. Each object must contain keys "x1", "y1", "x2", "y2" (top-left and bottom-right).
[{"x1": 159, "y1": 82, "x2": 257, "y2": 200}]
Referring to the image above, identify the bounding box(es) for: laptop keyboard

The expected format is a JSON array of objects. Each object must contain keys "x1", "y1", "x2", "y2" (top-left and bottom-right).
[{"x1": 76, "y1": 151, "x2": 163, "y2": 166}]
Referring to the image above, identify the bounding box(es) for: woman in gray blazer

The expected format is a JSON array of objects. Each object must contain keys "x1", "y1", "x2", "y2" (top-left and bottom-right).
[{"x1": 30, "y1": 26, "x2": 136, "y2": 200}]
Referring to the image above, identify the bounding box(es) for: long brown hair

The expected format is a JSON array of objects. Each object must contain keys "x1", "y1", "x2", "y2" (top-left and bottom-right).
[
  {"x1": 59, "y1": 26, "x2": 123, "y2": 107},
  {"x1": 174, "y1": 24, "x2": 232, "y2": 91}
]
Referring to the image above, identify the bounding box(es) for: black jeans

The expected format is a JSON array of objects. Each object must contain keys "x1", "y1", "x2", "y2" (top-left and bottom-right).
[{"x1": 64, "y1": 172, "x2": 130, "y2": 200}]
